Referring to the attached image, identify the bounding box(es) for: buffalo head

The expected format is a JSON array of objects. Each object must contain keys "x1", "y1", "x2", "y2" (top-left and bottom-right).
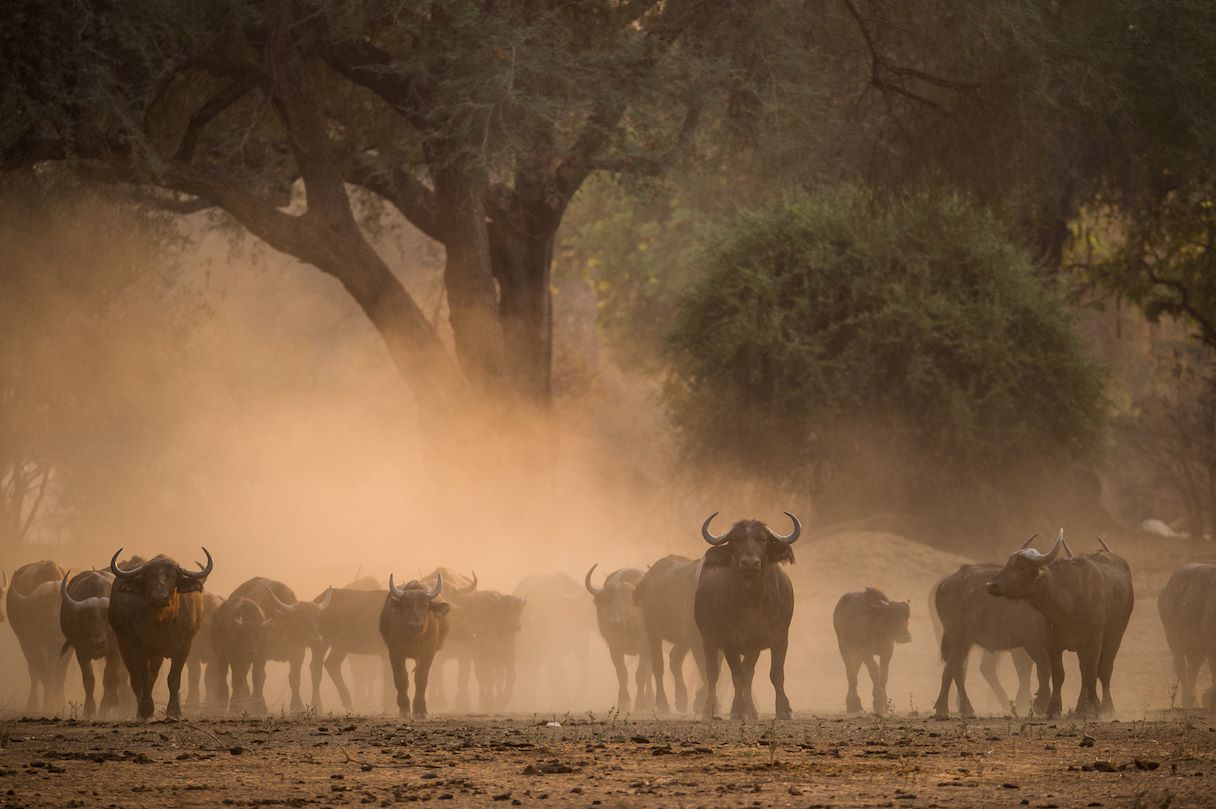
[
  {"x1": 110, "y1": 547, "x2": 213, "y2": 608},
  {"x1": 60, "y1": 571, "x2": 111, "y2": 654},
  {"x1": 986, "y1": 530, "x2": 1061, "y2": 599},
  {"x1": 873, "y1": 595, "x2": 912, "y2": 644},
  {"x1": 265, "y1": 586, "x2": 332, "y2": 646},
  {"x1": 585, "y1": 565, "x2": 642, "y2": 634},
  {"x1": 701, "y1": 512, "x2": 801, "y2": 574},
  {"x1": 386, "y1": 573, "x2": 448, "y2": 635}
]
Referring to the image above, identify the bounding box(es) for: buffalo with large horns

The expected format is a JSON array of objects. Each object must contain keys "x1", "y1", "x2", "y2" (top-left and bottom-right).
[
  {"x1": 379, "y1": 573, "x2": 449, "y2": 718},
  {"x1": 7, "y1": 560, "x2": 70, "y2": 713},
  {"x1": 694, "y1": 512, "x2": 800, "y2": 720},
  {"x1": 59, "y1": 570, "x2": 128, "y2": 718},
  {"x1": 986, "y1": 530, "x2": 1133, "y2": 718},
  {"x1": 108, "y1": 548, "x2": 213, "y2": 719},
  {"x1": 586, "y1": 565, "x2": 652, "y2": 711}
]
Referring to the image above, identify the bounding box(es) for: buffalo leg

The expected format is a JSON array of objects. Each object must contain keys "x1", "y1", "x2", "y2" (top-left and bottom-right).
[
  {"x1": 308, "y1": 643, "x2": 326, "y2": 710},
  {"x1": 230, "y1": 657, "x2": 253, "y2": 713},
  {"x1": 118, "y1": 642, "x2": 155, "y2": 720},
  {"x1": 1176, "y1": 648, "x2": 1198, "y2": 709},
  {"x1": 724, "y1": 651, "x2": 749, "y2": 721},
  {"x1": 861, "y1": 655, "x2": 884, "y2": 716},
  {"x1": 251, "y1": 656, "x2": 269, "y2": 714},
  {"x1": 740, "y1": 650, "x2": 760, "y2": 720},
  {"x1": 770, "y1": 640, "x2": 791, "y2": 720},
  {"x1": 76, "y1": 651, "x2": 97, "y2": 719},
  {"x1": 1097, "y1": 641, "x2": 1119, "y2": 717},
  {"x1": 978, "y1": 652, "x2": 1013, "y2": 714},
  {"x1": 670, "y1": 645, "x2": 690, "y2": 714},
  {"x1": 701, "y1": 643, "x2": 722, "y2": 720},
  {"x1": 166, "y1": 654, "x2": 187, "y2": 719},
  {"x1": 324, "y1": 648, "x2": 353, "y2": 712},
  {"x1": 287, "y1": 649, "x2": 305, "y2": 712},
  {"x1": 101, "y1": 653, "x2": 124, "y2": 718},
  {"x1": 388, "y1": 652, "x2": 410, "y2": 719},
  {"x1": 609, "y1": 645, "x2": 631, "y2": 711},
  {"x1": 455, "y1": 655, "x2": 472, "y2": 712},
  {"x1": 1075, "y1": 644, "x2": 1100, "y2": 718},
  {"x1": 1046, "y1": 648, "x2": 1065, "y2": 719},
  {"x1": 16, "y1": 636, "x2": 44, "y2": 712},
  {"x1": 843, "y1": 650, "x2": 863, "y2": 714},
  {"x1": 48, "y1": 649, "x2": 69, "y2": 714},
  {"x1": 648, "y1": 632, "x2": 669, "y2": 714},
  {"x1": 1029, "y1": 649, "x2": 1052, "y2": 717},
  {"x1": 634, "y1": 651, "x2": 654, "y2": 712},
  {"x1": 932, "y1": 648, "x2": 954, "y2": 719},
  {"x1": 874, "y1": 648, "x2": 892, "y2": 716},
  {"x1": 186, "y1": 656, "x2": 201, "y2": 708},
  {"x1": 413, "y1": 653, "x2": 435, "y2": 719},
  {"x1": 1009, "y1": 649, "x2": 1034, "y2": 713},
  {"x1": 211, "y1": 657, "x2": 231, "y2": 713}
]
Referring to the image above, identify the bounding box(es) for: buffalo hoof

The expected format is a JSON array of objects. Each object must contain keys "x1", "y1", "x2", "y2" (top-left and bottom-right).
[{"x1": 776, "y1": 708, "x2": 792, "y2": 720}]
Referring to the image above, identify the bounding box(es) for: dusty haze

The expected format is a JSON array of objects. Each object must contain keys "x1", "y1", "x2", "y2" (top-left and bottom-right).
[{"x1": 1, "y1": 198, "x2": 1210, "y2": 720}]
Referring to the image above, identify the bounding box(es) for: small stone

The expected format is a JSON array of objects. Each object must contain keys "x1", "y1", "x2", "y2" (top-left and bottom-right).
[
  {"x1": 228, "y1": 746, "x2": 245, "y2": 756},
  {"x1": 1134, "y1": 758, "x2": 1160, "y2": 771},
  {"x1": 1079, "y1": 736, "x2": 1095, "y2": 748}
]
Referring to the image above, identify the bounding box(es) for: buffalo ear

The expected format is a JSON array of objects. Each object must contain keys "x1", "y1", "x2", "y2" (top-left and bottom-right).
[
  {"x1": 766, "y1": 541, "x2": 794, "y2": 565},
  {"x1": 703, "y1": 545, "x2": 733, "y2": 568},
  {"x1": 176, "y1": 577, "x2": 204, "y2": 594},
  {"x1": 430, "y1": 601, "x2": 451, "y2": 617}
]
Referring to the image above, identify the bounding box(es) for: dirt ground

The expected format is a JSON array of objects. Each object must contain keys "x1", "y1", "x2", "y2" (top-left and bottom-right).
[{"x1": 2, "y1": 713, "x2": 1214, "y2": 808}]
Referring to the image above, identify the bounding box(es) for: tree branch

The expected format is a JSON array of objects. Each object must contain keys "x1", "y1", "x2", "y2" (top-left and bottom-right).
[
  {"x1": 346, "y1": 153, "x2": 445, "y2": 243},
  {"x1": 173, "y1": 75, "x2": 259, "y2": 163}
]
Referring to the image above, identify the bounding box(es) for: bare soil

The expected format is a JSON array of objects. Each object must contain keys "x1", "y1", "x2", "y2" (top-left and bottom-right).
[{"x1": 3, "y1": 713, "x2": 1213, "y2": 808}]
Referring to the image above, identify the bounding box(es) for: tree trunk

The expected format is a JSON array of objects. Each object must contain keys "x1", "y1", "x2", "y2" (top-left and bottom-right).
[{"x1": 489, "y1": 211, "x2": 557, "y2": 407}]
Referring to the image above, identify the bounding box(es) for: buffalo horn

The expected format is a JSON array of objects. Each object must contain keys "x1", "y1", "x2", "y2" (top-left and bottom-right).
[
  {"x1": 179, "y1": 547, "x2": 213, "y2": 580},
  {"x1": 1061, "y1": 537, "x2": 1075, "y2": 559},
  {"x1": 585, "y1": 564, "x2": 603, "y2": 596},
  {"x1": 388, "y1": 573, "x2": 406, "y2": 599},
  {"x1": 701, "y1": 512, "x2": 727, "y2": 545},
  {"x1": 316, "y1": 586, "x2": 333, "y2": 610},
  {"x1": 1096, "y1": 535, "x2": 1113, "y2": 553},
  {"x1": 268, "y1": 588, "x2": 293, "y2": 613},
  {"x1": 1020, "y1": 532, "x2": 1039, "y2": 549},
  {"x1": 427, "y1": 573, "x2": 442, "y2": 599},
  {"x1": 454, "y1": 571, "x2": 478, "y2": 596},
  {"x1": 60, "y1": 571, "x2": 85, "y2": 609},
  {"x1": 772, "y1": 512, "x2": 802, "y2": 544},
  {"x1": 1025, "y1": 532, "x2": 1063, "y2": 566},
  {"x1": 110, "y1": 548, "x2": 146, "y2": 579}
]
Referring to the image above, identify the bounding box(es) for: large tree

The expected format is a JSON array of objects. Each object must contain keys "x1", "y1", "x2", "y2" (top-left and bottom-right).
[{"x1": 1, "y1": 0, "x2": 821, "y2": 422}]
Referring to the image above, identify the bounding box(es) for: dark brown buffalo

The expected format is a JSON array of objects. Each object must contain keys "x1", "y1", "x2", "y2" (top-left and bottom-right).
[
  {"x1": 108, "y1": 548, "x2": 213, "y2": 719},
  {"x1": 187, "y1": 592, "x2": 224, "y2": 711},
  {"x1": 635, "y1": 554, "x2": 711, "y2": 714},
  {"x1": 229, "y1": 577, "x2": 331, "y2": 712},
  {"x1": 832, "y1": 588, "x2": 910, "y2": 716},
  {"x1": 379, "y1": 574, "x2": 449, "y2": 718},
  {"x1": 986, "y1": 531, "x2": 1134, "y2": 718},
  {"x1": 209, "y1": 596, "x2": 266, "y2": 713},
  {"x1": 1158, "y1": 563, "x2": 1216, "y2": 708},
  {"x1": 310, "y1": 586, "x2": 391, "y2": 712},
  {"x1": 7, "y1": 560, "x2": 69, "y2": 713},
  {"x1": 694, "y1": 512, "x2": 800, "y2": 720},
  {"x1": 931, "y1": 555, "x2": 1051, "y2": 719},
  {"x1": 330, "y1": 574, "x2": 393, "y2": 712},
  {"x1": 585, "y1": 565, "x2": 652, "y2": 711},
  {"x1": 58, "y1": 570, "x2": 127, "y2": 718},
  {"x1": 514, "y1": 572, "x2": 593, "y2": 711},
  {"x1": 446, "y1": 589, "x2": 525, "y2": 713}
]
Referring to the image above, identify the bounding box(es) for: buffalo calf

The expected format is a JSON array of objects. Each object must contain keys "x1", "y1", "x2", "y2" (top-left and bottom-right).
[{"x1": 832, "y1": 588, "x2": 910, "y2": 715}]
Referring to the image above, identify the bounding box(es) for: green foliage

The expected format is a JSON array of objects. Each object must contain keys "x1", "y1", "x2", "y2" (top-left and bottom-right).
[{"x1": 665, "y1": 189, "x2": 1107, "y2": 510}]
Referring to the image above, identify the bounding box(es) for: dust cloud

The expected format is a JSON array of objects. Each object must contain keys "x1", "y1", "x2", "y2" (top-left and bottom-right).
[{"x1": 0, "y1": 194, "x2": 1208, "y2": 721}]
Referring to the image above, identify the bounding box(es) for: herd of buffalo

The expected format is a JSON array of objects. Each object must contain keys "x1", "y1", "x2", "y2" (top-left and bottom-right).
[{"x1": 1, "y1": 515, "x2": 1213, "y2": 722}]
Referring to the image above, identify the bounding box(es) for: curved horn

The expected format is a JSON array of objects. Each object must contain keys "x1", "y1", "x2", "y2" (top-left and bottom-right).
[
  {"x1": 179, "y1": 547, "x2": 213, "y2": 580},
  {"x1": 110, "y1": 548, "x2": 145, "y2": 580},
  {"x1": 1061, "y1": 537, "x2": 1075, "y2": 559},
  {"x1": 772, "y1": 512, "x2": 802, "y2": 544},
  {"x1": 1020, "y1": 532, "x2": 1039, "y2": 549},
  {"x1": 701, "y1": 512, "x2": 726, "y2": 545},
  {"x1": 454, "y1": 571, "x2": 478, "y2": 596},
  {"x1": 427, "y1": 572, "x2": 442, "y2": 599},
  {"x1": 267, "y1": 588, "x2": 293, "y2": 613},
  {"x1": 1096, "y1": 535, "x2": 1113, "y2": 553},
  {"x1": 1026, "y1": 535, "x2": 1062, "y2": 567},
  {"x1": 60, "y1": 571, "x2": 85, "y2": 609},
  {"x1": 584, "y1": 564, "x2": 604, "y2": 596},
  {"x1": 1, "y1": 570, "x2": 7, "y2": 591},
  {"x1": 316, "y1": 586, "x2": 333, "y2": 610},
  {"x1": 388, "y1": 573, "x2": 406, "y2": 598}
]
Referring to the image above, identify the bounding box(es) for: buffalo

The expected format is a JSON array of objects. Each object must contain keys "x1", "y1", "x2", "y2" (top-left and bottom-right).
[
  {"x1": 514, "y1": 572, "x2": 594, "y2": 711},
  {"x1": 832, "y1": 588, "x2": 910, "y2": 716},
  {"x1": 379, "y1": 574, "x2": 449, "y2": 718},
  {"x1": 585, "y1": 565, "x2": 652, "y2": 711},
  {"x1": 635, "y1": 554, "x2": 711, "y2": 714},
  {"x1": 59, "y1": 570, "x2": 127, "y2": 718},
  {"x1": 209, "y1": 596, "x2": 266, "y2": 713},
  {"x1": 694, "y1": 512, "x2": 800, "y2": 720},
  {"x1": 986, "y1": 530, "x2": 1134, "y2": 718},
  {"x1": 7, "y1": 560, "x2": 69, "y2": 713},
  {"x1": 931, "y1": 556, "x2": 1051, "y2": 718},
  {"x1": 1158, "y1": 563, "x2": 1216, "y2": 708},
  {"x1": 108, "y1": 548, "x2": 213, "y2": 719},
  {"x1": 328, "y1": 574, "x2": 393, "y2": 713},
  {"x1": 229, "y1": 577, "x2": 331, "y2": 712}
]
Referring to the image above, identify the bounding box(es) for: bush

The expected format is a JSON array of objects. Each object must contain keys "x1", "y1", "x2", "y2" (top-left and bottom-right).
[{"x1": 665, "y1": 188, "x2": 1107, "y2": 515}]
